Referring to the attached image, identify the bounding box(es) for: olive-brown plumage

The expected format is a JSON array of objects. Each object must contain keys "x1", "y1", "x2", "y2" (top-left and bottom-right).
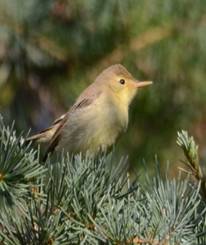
[{"x1": 27, "y1": 64, "x2": 152, "y2": 159}]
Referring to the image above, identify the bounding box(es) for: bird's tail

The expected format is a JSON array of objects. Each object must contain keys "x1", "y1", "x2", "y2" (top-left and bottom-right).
[
  {"x1": 26, "y1": 113, "x2": 67, "y2": 143},
  {"x1": 26, "y1": 125, "x2": 59, "y2": 143}
]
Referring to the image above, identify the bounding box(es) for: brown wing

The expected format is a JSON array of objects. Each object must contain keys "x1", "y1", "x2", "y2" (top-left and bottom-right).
[
  {"x1": 43, "y1": 113, "x2": 68, "y2": 161},
  {"x1": 27, "y1": 82, "x2": 102, "y2": 161},
  {"x1": 43, "y1": 91, "x2": 102, "y2": 161}
]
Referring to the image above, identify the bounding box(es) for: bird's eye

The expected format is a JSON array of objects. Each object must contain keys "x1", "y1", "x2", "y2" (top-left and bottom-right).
[{"x1": 119, "y1": 79, "x2": 125, "y2": 85}]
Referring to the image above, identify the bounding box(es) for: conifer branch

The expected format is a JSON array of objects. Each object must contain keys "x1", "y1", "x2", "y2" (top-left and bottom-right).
[
  {"x1": 177, "y1": 130, "x2": 206, "y2": 200},
  {"x1": 0, "y1": 119, "x2": 206, "y2": 244}
]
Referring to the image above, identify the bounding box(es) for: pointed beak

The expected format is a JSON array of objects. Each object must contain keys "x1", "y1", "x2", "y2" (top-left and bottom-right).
[{"x1": 131, "y1": 80, "x2": 153, "y2": 88}]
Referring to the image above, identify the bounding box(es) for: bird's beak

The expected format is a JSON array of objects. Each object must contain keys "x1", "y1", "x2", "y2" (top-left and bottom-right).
[{"x1": 130, "y1": 80, "x2": 153, "y2": 88}]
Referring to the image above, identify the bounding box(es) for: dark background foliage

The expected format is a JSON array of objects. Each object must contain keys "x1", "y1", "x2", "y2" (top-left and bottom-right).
[{"x1": 1, "y1": 0, "x2": 206, "y2": 170}]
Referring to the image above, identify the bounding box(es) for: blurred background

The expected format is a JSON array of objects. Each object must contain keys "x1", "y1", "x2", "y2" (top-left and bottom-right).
[{"x1": 0, "y1": 0, "x2": 206, "y2": 171}]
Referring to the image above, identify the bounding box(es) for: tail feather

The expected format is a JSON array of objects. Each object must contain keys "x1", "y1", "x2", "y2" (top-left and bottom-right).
[
  {"x1": 26, "y1": 125, "x2": 58, "y2": 143},
  {"x1": 26, "y1": 113, "x2": 67, "y2": 143},
  {"x1": 26, "y1": 132, "x2": 44, "y2": 142}
]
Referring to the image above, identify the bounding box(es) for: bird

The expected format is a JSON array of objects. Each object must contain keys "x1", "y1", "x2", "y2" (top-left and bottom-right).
[{"x1": 27, "y1": 64, "x2": 153, "y2": 160}]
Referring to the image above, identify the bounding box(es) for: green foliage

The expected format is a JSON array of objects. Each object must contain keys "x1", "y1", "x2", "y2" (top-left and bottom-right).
[
  {"x1": 177, "y1": 130, "x2": 206, "y2": 203},
  {"x1": 1, "y1": 0, "x2": 206, "y2": 165},
  {"x1": 1, "y1": 1, "x2": 206, "y2": 242},
  {"x1": 0, "y1": 119, "x2": 206, "y2": 244},
  {"x1": 177, "y1": 130, "x2": 201, "y2": 180},
  {"x1": 0, "y1": 116, "x2": 45, "y2": 215}
]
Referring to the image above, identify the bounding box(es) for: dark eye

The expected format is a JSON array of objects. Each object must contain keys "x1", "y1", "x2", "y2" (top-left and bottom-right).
[{"x1": 119, "y1": 79, "x2": 125, "y2": 85}]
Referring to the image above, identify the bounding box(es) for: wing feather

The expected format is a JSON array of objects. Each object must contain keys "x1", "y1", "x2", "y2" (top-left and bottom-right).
[
  {"x1": 43, "y1": 90, "x2": 102, "y2": 160},
  {"x1": 27, "y1": 84, "x2": 102, "y2": 161}
]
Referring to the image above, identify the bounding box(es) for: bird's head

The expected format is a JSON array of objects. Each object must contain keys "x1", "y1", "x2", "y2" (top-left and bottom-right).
[{"x1": 96, "y1": 64, "x2": 153, "y2": 107}]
